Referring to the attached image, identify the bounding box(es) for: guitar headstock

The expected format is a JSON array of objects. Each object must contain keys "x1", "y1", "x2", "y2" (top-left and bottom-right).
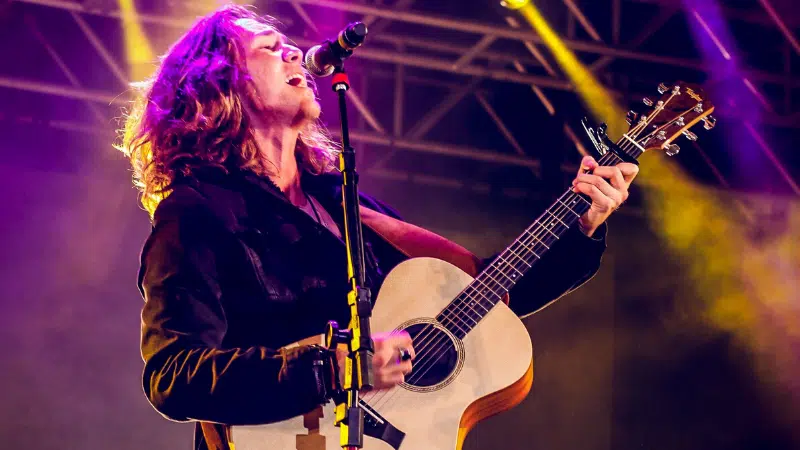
[{"x1": 626, "y1": 81, "x2": 716, "y2": 156}]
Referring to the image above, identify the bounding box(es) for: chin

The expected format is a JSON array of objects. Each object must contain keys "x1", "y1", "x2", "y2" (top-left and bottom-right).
[{"x1": 300, "y1": 97, "x2": 321, "y2": 122}]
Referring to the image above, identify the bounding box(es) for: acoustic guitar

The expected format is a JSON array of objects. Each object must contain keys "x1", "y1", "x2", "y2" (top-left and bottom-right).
[{"x1": 231, "y1": 81, "x2": 716, "y2": 449}]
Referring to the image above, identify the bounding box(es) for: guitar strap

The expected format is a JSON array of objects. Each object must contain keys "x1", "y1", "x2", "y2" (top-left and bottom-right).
[
  {"x1": 360, "y1": 206, "x2": 510, "y2": 305},
  {"x1": 359, "y1": 206, "x2": 481, "y2": 277}
]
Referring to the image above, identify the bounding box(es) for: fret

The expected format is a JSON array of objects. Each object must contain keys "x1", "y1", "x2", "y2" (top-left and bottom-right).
[
  {"x1": 546, "y1": 209, "x2": 568, "y2": 228},
  {"x1": 506, "y1": 248, "x2": 533, "y2": 267},
  {"x1": 480, "y1": 266, "x2": 508, "y2": 285},
  {"x1": 470, "y1": 298, "x2": 490, "y2": 314},
  {"x1": 525, "y1": 230, "x2": 550, "y2": 249},
  {"x1": 556, "y1": 197, "x2": 581, "y2": 217},
  {"x1": 535, "y1": 220, "x2": 559, "y2": 239},
  {"x1": 498, "y1": 254, "x2": 524, "y2": 276},
  {"x1": 503, "y1": 247, "x2": 534, "y2": 272},
  {"x1": 489, "y1": 267, "x2": 517, "y2": 285},
  {"x1": 511, "y1": 239, "x2": 540, "y2": 260},
  {"x1": 472, "y1": 277, "x2": 503, "y2": 298},
  {"x1": 439, "y1": 314, "x2": 470, "y2": 335},
  {"x1": 454, "y1": 292, "x2": 489, "y2": 316},
  {"x1": 461, "y1": 286, "x2": 492, "y2": 310}
]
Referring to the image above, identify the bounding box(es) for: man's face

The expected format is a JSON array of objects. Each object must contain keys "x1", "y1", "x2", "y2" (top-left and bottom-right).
[{"x1": 234, "y1": 18, "x2": 320, "y2": 126}]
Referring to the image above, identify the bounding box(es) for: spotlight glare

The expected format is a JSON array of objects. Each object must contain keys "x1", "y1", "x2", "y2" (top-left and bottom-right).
[{"x1": 500, "y1": 0, "x2": 532, "y2": 10}]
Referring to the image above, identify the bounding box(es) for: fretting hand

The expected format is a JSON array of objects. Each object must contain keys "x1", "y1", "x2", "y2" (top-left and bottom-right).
[{"x1": 571, "y1": 156, "x2": 639, "y2": 237}]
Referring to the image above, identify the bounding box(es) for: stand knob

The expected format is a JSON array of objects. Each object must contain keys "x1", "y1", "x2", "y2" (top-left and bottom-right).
[{"x1": 325, "y1": 321, "x2": 351, "y2": 348}]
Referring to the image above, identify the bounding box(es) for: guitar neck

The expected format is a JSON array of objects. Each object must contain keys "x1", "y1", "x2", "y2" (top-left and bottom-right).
[
  {"x1": 436, "y1": 142, "x2": 641, "y2": 338},
  {"x1": 432, "y1": 80, "x2": 714, "y2": 339}
]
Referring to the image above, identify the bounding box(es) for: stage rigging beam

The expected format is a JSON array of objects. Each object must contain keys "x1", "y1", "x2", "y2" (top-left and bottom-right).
[
  {"x1": 561, "y1": 0, "x2": 602, "y2": 42},
  {"x1": 757, "y1": 0, "x2": 800, "y2": 57},
  {"x1": 267, "y1": 0, "x2": 800, "y2": 89},
  {"x1": 24, "y1": 13, "x2": 106, "y2": 124},
  {"x1": 13, "y1": 0, "x2": 800, "y2": 90},
  {"x1": 590, "y1": 7, "x2": 678, "y2": 72}
]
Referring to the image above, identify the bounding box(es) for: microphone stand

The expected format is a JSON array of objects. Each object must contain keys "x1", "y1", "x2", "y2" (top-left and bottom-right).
[{"x1": 325, "y1": 64, "x2": 374, "y2": 450}]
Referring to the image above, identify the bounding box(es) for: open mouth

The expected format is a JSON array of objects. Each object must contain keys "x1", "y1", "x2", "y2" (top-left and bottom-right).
[{"x1": 285, "y1": 73, "x2": 306, "y2": 88}]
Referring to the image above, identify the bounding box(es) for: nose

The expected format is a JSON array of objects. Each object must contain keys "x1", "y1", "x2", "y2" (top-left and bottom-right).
[{"x1": 283, "y1": 45, "x2": 302, "y2": 63}]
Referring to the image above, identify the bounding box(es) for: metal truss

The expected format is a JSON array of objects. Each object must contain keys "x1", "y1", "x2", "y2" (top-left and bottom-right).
[{"x1": 3, "y1": 0, "x2": 799, "y2": 197}]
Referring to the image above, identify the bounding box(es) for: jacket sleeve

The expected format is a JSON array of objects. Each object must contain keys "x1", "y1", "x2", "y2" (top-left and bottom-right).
[
  {"x1": 138, "y1": 192, "x2": 334, "y2": 425},
  {"x1": 487, "y1": 223, "x2": 607, "y2": 318}
]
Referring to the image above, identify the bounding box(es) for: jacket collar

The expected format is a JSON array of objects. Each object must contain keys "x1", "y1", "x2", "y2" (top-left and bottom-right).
[{"x1": 175, "y1": 166, "x2": 342, "y2": 204}]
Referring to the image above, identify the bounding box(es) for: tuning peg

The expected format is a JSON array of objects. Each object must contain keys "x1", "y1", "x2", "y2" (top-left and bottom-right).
[
  {"x1": 597, "y1": 122, "x2": 607, "y2": 137},
  {"x1": 664, "y1": 143, "x2": 680, "y2": 156},
  {"x1": 702, "y1": 115, "x2": 716, "y2": 130},
  {"x1": 626, "y1": 110, "x2": 639, "y2": 125},
  {"x1": 656, "y1": 130, "x2": 667, "y2": 140},
  {"x1": 657, "y1": 83, "x2": 668, "y2": 94},
  {"x1": 683, "y1": 130, "x2": 698, "y2": 141},
  {"x1": 675, "y1": 116, "x2": 686, "y2": 127},
  {"x1": 643, "y1": 97, "x2": 654, "y2": 107},
  {"x1": 694, "y1": 103, "x2": 704, "y2": 113}
]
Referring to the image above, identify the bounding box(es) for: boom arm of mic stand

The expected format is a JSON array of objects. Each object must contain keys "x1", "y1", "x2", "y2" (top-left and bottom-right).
[{"x1": 329, "y1": 65, "x2": 374, "y2": 450}]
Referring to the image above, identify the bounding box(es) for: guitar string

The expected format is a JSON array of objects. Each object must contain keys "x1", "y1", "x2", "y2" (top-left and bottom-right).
[
  {"x1": 436, "y1": 89, "x2": 691, "y2": 332},
  {"x1": 370, "y1": 104, "x2": 700, "y2": 412},
  {"x1": 365, "y1": 97, "x2": 690, "y2": 409},
  {"x1": 367, "y1": 152, "x2": 624, "y2": 407},
  {"x1": 363, "y1": 152, "x2": 620, "y2": 409},
  {"x1": 360, "y1": 194, "x2": 578, "y2": 407},
  {"x1": 387, "y1": 150, "x2": 642, "y2": 353},
  {"x1": 365, "y1": 108, "x2": 674, "y2": 409},
  {"x1": 365, "y1": 118, "x2": 653, "y2": 408},
  {"x1": 382, "y1": 111, "x2": 658, "y2": 370},
  {"x1": 362, "y1": 130, "x2": 649, "y2": 408},
  {"x1": 360, "y1": 187, "x2": 593, "y2": 406},
  {"x1": 429, "y1": 93, "x2": 695, "y2": 342},
  {"x1": 391, "y1": 164, "x2": 623, "y2": 356}
]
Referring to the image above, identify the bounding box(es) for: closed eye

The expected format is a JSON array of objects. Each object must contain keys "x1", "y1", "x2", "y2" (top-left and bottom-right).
[
  {"x1": 256, "y1": 34, "x2": 283, "y2": 53},
  {"x1": 262, "y1": 41, "x2": 281, "y2": 51}
]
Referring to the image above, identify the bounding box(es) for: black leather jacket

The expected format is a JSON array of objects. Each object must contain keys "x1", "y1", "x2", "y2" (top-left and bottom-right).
[{"x1": 137, "y1": 169, "x2": 606, "y2": 448}]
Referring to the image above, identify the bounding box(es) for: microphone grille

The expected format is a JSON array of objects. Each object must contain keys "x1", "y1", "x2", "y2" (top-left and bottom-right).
[{"x1": 304, "y1": 45, "x2": 335, "y2": 77}]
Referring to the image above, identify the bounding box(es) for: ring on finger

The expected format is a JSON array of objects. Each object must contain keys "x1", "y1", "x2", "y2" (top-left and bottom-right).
[{"x1": 396, "y1": 347, "x2": 412, "y2": 363}]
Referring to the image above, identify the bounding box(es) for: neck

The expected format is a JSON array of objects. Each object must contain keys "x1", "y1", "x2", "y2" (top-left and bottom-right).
[{"x1": 250, "y1": 118, "x2": 305, "y2": 206}]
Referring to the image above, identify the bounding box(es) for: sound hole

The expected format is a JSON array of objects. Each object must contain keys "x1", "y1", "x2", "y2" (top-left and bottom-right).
[{"x1": 404, "y1": 323, "x2": 459, "y2": 389}]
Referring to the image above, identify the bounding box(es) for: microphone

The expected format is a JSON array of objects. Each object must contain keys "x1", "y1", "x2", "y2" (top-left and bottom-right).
[{"x1": 304, "y1": 22, "x2": 368, "y2": 77}]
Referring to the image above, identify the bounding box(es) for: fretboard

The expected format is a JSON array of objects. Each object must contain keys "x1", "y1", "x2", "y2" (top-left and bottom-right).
[{"x1": 436, "y1": 139, "x2": 641, "y2": 338}]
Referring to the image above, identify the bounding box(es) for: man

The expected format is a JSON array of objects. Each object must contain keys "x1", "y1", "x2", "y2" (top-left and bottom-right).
[{"x1": 118, "y1": 5, "x2": 637, "y2": 450}]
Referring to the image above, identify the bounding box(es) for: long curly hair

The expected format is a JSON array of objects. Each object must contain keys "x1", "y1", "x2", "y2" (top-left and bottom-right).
[{"x1": 116, "y1": 5, "x2": 338, "y2": 217}]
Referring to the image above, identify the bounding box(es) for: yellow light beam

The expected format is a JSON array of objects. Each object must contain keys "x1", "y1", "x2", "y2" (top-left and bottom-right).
[
  {"x1": 512, "y1": 1, "x2": 800, "y2": 416},
  {"x1": 516, "y1": 3, "x2": 627, "y2": 138},
  {"x1": 117, "y1": 0, "x2": 155, "y2": 81}
]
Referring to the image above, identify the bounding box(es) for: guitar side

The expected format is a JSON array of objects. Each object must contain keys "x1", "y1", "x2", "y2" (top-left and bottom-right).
[{"x1": 231, "y1": 257, "x2": 534, "y2": 450}]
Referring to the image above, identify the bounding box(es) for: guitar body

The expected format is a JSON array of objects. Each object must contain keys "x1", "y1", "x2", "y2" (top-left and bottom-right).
[{"x1": 231, "y1": 257, "x2": 534, "y2": 450}]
